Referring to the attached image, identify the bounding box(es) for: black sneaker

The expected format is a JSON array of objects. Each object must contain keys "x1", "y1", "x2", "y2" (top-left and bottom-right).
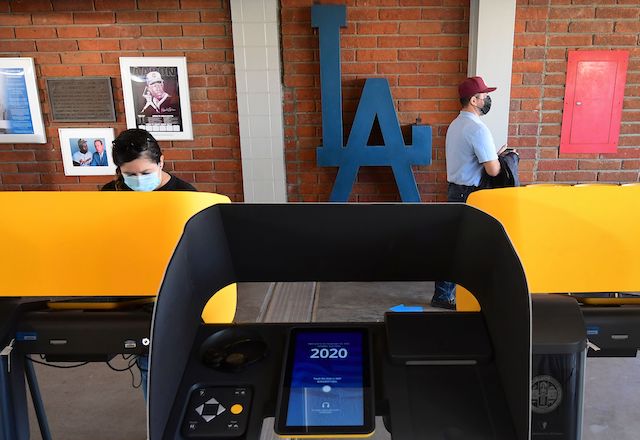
[{"x1": 430, "y1": 297, "x2": 456, "y2": 310}]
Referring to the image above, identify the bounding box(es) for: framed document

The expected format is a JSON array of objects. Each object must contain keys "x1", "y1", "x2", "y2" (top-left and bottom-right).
[
  {"x1": 46, "y1": 77, "x2": 116, "y2": 122},
  {"x1": 58, "y1": 127, "x2": 116, "y2": 176},
  {"x1": 0, "y1": 58, "x2": 46, "y2": 143},
  {"x1": 119, "y1": 57, "x2": 193, "y2": 141}
]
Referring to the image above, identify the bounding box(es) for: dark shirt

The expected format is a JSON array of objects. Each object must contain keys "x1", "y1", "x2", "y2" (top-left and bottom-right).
[{"x1": 101, "y1": 174, "x2": 196, "y2": 192}]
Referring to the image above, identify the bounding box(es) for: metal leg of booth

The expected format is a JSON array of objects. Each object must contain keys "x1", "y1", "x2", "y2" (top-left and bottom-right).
[
  {"x1": 0, "y1": 356, "x2": 17, "y2": 440},
  {"x1": 0, "y1": 354, "x2": 30, "y2": 440},
  {"x1": 24, "y1": 357, "x2": 52, "y2": 440}
]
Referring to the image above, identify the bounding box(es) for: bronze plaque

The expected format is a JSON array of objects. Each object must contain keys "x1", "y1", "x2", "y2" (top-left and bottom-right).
[{"x1": 46, "y1": 77, "x2": 116, "y2": 122}]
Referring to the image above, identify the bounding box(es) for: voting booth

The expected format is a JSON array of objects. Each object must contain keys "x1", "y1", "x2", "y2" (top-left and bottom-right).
[
  {"x1": 148, "y1": 203, "x2": 532, "y2": 440},
  {"x1": 462, "y1": 185, "x2": 640, "y2": 440},
  {"x1": 0, "y1": 192, "x2": 236, "y2": 440}
]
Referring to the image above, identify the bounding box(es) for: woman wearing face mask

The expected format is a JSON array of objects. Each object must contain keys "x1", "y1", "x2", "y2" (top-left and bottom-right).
[
  {"x1": 102, "y1": 128, "x2": 196, "y2": 192},
  {"x1": 101, "y1": 128, "x2": 196, "y2": 400}
]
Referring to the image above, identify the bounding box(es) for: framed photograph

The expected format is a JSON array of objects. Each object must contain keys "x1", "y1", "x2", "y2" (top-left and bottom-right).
[
  {"x1": 58, "y1": 128, "x2": 116, "y2": 176},
  {"x1": 0, "y1": 58, "x2": 46, "y2": 143},
  {"x1": 119, "y1": 57, "x2": 193, "y2": 141}
]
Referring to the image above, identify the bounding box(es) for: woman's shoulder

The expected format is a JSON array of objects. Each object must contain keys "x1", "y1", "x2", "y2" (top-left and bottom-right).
[
  {"x1": 163, "y1": 174, "x2": 197, "y2": 191},
  {"x1": 100, "y1": 180, "x2": 118, "y2": 191}
]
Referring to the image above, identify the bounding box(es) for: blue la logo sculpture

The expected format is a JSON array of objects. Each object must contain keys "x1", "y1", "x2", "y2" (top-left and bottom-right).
[{"x1": 312, "y1": 4, "x2": 432, "y2": 202}]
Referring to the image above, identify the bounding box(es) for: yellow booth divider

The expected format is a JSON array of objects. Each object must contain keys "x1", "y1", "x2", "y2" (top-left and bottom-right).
[
  {"x1": 0, "y1": 192, "x2": 236, "y2": 324},
  {"x1": 457, "y1": 185, "x2": 640, "y2": 311}
]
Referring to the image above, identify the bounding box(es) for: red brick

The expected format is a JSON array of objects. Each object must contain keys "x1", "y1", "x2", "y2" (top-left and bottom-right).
[
  {"x1": 596, "y1": 7, "x2": 640, "y2": 19},
  {"x1": 162, "y1": 38, "x2": 203, "y2": 50},
  {"x1": 549, "y1": 7, "x2": 594, "y2": 19},
  {"x1": 615, "y1": 22, "x2": 640, "y2": 33},
  {"x1": 0, "y1": 40, "x2": 36, "y2": 52},
  {"x1": 74, "y1": 12, "x2": 115, "y2": 24},
  {"x1": 182, "y1": 24, "x2": 226, "y2": 36},
  {"x1": 203, "y1": 37, "x2": 232, "y2": 49},
  {"x1": 0, "y1": 13, "x2": 32, "y2": 25},
  {"x1": 40, "y1": 64, "x2": 83, "y2": 76},
  {"x1": 181, "y1": 0, "x2": 223, "y2": 7},
  {"x1": 81, "y1": 65, "x2": 120, "y2": 76},
  {"x1": 57, "y1": 26, "x2": 99, "y2": 38},
  {"x1": 120, "y1": 38, "x2": 161, "y2": 50},
  {"x1": 597, "y1": 171, "x2": 639, "y2": 182},
  {"x1": 138, "y1": 0, "x2": 180, "y2": 10},
  {"x1": 10, "y1": 0, "x2": 52, "y2": 12},
  {"x1": 61, "y1": 52, "x2": 102, "y2": 64},
  {"x1": 200, "y1": 10, "x2": 231, "y2": 23},
  {"x1": 538, "y1": 160, "x2": 578, "y2": 171},
  {"x1": 158, "y1": 11, "x2": 200, "y2": 23},
  {"x1": 379, "y1": 8, "x2": 421, "y2": 20},
  {"x1": 569, "y1": 21, "x2": 614, "y2": 33},
  {"x1": 78, "y1": 39, "x2": 120, "y2": 51},
  {"x1": 398, "y1": 22, "x2": 442, "y2": 34},
  {"x1": 40, "y1": 174, "x2": 79, "y2": 184},
  {"x1": 95, "y1": 0, "x2": 136, "y2": 10},
  {"x1": 174, "y1": 161, "x2": 213, "y2": 171},
  {"x1": 53, "y1": 0, "x2": 93, "y2": 11},
  {"x1": 554, "y1": 171, "x2": 598, "y2": 182},
  {"x1": 548, "y1": 35, "x2": 594, "y2": 46},
  {"x1": 32, "y1": 13, "x2": 72, "y2": 25},
  {"x1": 15, "y1": 27, "x2": 56, "y2": 38},
  {"x1": 116, "y1": 11, "x2": 158, "y2": 23},
  {"x1": 17, "y1": 162, "x2": 57, "y2": 173},
  {"x1": 141, "y1": 25, "x2": 182, "y2": 37},
  {"x1": 36, "y1": 40, "x2": 78, "y2": 52},
  {"x1": 356, "y1": 22, "x2": 398, "y2": 34},
  {"x1": 578, "y1": 160, "x2": 622, "y2": 170},
  {"x1": 2, "y1": 173, "x2": 41, "y2": 184},
  {"x1": 99, "y1": 25, "x2": 141, "y2": 38},
  {"x1": 594, "y1": 35, "x2": 638, "y2": 46}
]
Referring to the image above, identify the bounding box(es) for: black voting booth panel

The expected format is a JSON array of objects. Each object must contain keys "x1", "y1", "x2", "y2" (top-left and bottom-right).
[{"x1": 149, "y1": 204, "x2": 531, "y2": 440}]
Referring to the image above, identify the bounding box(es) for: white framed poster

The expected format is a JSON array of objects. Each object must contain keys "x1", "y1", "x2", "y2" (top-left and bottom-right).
[
  {"x1": 0, "y1": 58, "x2": 46, "y2": 143},
  {"x1": 58, "y1": 127, "x2": 116, "y2": 176},
  {"x1": 119, "y1": 57, "x2": 193, "y2": 141}
]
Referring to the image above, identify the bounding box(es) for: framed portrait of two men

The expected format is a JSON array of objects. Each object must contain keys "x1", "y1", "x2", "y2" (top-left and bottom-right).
[{"x1": 119, "y1": 57, "x2": 193, "y2": 141}]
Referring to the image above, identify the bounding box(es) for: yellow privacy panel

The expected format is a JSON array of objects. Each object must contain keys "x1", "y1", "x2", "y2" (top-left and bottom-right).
[
  {"x1": 0, "y1": 192, "x2": 235, "y2": 322},
  {"x1": 465, "y1": 185, "x2": 640, "y2": 294}
]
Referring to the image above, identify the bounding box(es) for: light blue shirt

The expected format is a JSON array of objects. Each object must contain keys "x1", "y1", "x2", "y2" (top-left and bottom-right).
[{"x1": 445, "y1": 111, "x2": 498, "y2": 186}]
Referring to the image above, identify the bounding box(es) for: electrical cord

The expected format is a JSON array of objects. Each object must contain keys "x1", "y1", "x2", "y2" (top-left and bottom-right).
[{"x1": 25, "y1": 356, "x2": 89, "y2": 369}]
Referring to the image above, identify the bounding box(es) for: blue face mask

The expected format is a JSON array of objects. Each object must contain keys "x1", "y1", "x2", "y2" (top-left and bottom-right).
[{"x1": 123, "y1": 172, "x2": 161, "y2": 192}]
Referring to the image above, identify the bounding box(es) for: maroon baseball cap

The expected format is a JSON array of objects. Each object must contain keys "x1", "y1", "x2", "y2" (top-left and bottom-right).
[{"x1": 458, "y1": 76, "x2": 497, "y2": 99}]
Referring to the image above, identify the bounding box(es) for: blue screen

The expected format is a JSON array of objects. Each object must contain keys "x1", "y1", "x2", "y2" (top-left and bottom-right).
[{"x1": 286, "y1": 331, "x2": 364, "y2": 427}]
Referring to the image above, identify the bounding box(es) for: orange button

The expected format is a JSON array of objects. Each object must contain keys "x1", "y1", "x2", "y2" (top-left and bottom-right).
[{"x1": 230, "y1": 404, "x2": 243, "y2": 414}]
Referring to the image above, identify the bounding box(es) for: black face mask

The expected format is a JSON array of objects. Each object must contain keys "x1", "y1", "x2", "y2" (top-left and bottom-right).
[{"x1": 478, "y1": 95, "x2": 491, "y2": 115}]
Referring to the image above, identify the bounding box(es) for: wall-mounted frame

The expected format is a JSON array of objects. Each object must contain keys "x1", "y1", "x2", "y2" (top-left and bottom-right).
[
  {"x1": 46, "y1": 77, "x2": 116, "y2": 122},
  {"x1": 0, "y1": 58, "x2": 46, "y2": 144},
  {"x1": 119, "y1": 57, "x2": 193, "y2": 141},
  {"x1": 59, "y1": 127, "x2": 116, "y2": 176}
]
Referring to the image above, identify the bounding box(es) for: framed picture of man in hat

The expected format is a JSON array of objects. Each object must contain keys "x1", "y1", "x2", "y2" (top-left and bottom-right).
[
  {"x1": 59, "y1": 128, "x2": 116, "y2": 176},
  {"x1": 119, "y1": 57, "x2": 193, "y2": 141}
]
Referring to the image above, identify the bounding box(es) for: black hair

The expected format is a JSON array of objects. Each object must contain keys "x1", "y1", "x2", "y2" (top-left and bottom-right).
[
  {"x1": 460, "y1": 96, "x2": 472, "y2": 106},
  {"x1": 111, "y1": 129, "x2": 162, "y2": 167}
]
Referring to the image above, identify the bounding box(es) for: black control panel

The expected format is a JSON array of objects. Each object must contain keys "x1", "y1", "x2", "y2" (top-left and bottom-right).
[{"x1": 182, "y1": 386, "x2": 252, "y2": 438}]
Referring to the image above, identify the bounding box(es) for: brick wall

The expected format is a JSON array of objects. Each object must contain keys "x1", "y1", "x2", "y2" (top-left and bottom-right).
[
  {"x1": 0, "y1": 0, "x2": 243, "y2": 200},
  {"x1": 1, "y1": 0, "x2": 639, "y2": 202},
  {"x1": 281, "y1": 0, "x2": 640, "y2": 202},
  {"x1": 281, "y1": 0, "x2": 470, "y2": 202},
  {"x1": 512, "y1": 0, "x2": 640, "y2": 184}
]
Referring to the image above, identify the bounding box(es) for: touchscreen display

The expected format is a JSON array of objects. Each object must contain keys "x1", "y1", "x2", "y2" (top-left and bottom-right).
[{"x1": 285, "y1": 330, "x2": 366, "y2": 428}]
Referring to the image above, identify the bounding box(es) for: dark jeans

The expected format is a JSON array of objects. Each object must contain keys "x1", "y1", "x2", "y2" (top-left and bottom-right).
[{"x1": 432, "y1": 183, "x2": 478, "y2": 303}]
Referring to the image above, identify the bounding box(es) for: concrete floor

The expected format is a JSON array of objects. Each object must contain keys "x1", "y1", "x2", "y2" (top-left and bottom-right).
[{"x1": 25, "y1": 282, "x2": 639, "y2": 439}]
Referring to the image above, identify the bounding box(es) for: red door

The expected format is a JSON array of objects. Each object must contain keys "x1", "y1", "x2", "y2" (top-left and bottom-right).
[{"x1": 560, "y1": 50, "x2": 628, "y2": 154}]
